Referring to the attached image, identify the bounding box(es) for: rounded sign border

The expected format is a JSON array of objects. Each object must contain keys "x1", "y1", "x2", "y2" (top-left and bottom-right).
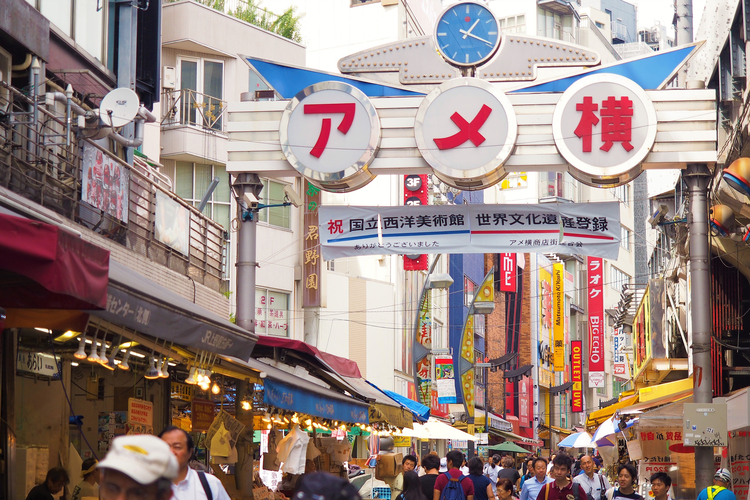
[
  {"x1": 414, "y1": 77, "x2": 518, "y2": 189},
  {"x1": 279, "y1": 81, "x2": 380, "y2": 190},
  {"x1": 552, "y1": 73, "x2": 657, "y2": 187},
  {"x1": 433, "y1": 1, "x2": 501, "y2": 68}
]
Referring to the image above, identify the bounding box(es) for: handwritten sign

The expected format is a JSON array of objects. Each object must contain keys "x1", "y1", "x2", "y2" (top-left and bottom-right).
[
  {"x1": 729, "y1": 431, "x2": 750, "y2": 499},
  {"x1": 127, "y1": 398, "x2": 153, "y2": 427},
  {"x1": 191, "y1": 399, "x2": 216, "y2": 432}
]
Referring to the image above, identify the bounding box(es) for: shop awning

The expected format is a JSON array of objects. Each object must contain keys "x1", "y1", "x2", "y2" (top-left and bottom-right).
[
  {"x1": 585, "y1": 394, "x2": 639, "y2": 429},
  {"x1": 0, "y1": 212, "x2": 110, "y2": 311},
  {"x1": 91, "y1": 261, "x2": 257, "y2": 358},
  {"x1": 254, "y1": 336, "x2": 362, "y2": 377},
  {"x1": 223, "y1": 356, "x2": 370, "y2": 423},
  {"x1": 620, "y1": 387, "x2": 693, "y2": 415},
  {"x1": 381, "y1": 389, "x2": 430, "y2": 422},
  {"x1": 490, "y1": 428, "x2": 530, "y2": 442},
  {"x1": 400, "y1": 417, "x2": 480, "y2": 441},
  {"x1": 550, "y1": 425, "x2": 573, "y2": 435},
  {"x1": 637, "y1": 377, "x2": 693, "y2": 403},
  {"x1": 475, "y1": 409, "x2": 514, "y2": 432}
]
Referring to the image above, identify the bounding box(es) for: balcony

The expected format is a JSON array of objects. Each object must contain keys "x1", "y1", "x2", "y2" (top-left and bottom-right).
[
  {"x1": 160, "y1": 88, "x2": 229, "y2": 164},
  {"x1": 0, "y1": 82, "x2": 227, "y2": 291}
]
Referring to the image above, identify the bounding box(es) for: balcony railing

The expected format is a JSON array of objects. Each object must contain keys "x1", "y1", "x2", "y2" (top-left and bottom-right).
[
  {"x1": 0, "y1": 82, "x2": 226, "y2": 291},
  {"x1": 161, "y1": 88, "x2": 226, "y2": 132}
]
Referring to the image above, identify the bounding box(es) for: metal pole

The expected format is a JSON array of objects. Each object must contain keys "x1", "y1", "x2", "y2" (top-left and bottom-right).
[
  {"x1": 675, "y1": 0, "x2": 693, "y2": 86},
  {"x1": 683, "y1": 162, "x2": 713, "y2": 492}
]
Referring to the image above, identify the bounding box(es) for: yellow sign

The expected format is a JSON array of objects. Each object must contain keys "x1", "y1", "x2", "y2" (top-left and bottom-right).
[
  {"x1": 539, "y1": 368, "x2": 553, "y2": 388},
  {"x1": 393, "y1": 436, "x2": 412, "y2": 447},
  {"x1": 553, "y1": 263, "x2": 565, "y2": 372},
  {"x1": 632, "y1": 285, "x2": 651, "y2": 378}
]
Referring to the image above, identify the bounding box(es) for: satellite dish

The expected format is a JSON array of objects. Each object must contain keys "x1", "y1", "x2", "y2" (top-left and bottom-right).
[{"x1": 99, "y1": 88, "x2": 140, "y2": 128}]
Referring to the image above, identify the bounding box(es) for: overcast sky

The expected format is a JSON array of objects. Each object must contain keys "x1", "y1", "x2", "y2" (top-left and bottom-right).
[{"x1": 631, "y1": 0, "x2": 707, "y2": 40}]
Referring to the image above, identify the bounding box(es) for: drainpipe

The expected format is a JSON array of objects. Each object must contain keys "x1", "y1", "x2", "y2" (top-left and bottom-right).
[{"x1": 107, "y1": 107, "x2": 157, "y2": 148}]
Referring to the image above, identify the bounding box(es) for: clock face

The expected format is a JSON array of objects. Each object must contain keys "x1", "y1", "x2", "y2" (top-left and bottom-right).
[{"x1": 435, "y1": 2, "x2": 500, "y2": 67}]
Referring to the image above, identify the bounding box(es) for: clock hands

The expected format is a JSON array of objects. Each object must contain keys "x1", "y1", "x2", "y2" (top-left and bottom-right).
[
  {"x1": 459, "y1": 29, "x2": 492, "y2": 45},
  {"x1": 461, "y1": 18, "x2": 480, "y2": 40}
]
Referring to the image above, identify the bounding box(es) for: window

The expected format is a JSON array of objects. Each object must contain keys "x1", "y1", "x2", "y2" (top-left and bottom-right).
[
  {"x1": 499, "y1": 15, "x2": 526, "y2": 34},
  {"x1": 540, "y1": 172, "x2": 578, "y2": 201},
  {"x1": 610, "y1": 184, "x2": 630, "y2": 205},
  {"x1": 620, "y1": 227, "x2": 631, "y2": 251},
  {"x1": 537, "y1": 7, "x2": 576, "y2": 42},
  {"x1": 610, "y1": 266, "x2": 631, "y2": 292},
  {"x1": 464, "y1": 276, "x2": 477, "y2": 307},
  {"x1": 500, "y1": 172, "x2": 528, "y2": 190},
  {"x1": 29, "y1": 0, "x2": 105, "y2": 61},
  {"x1": 255, "y1": 288, "x2": 289, "y2": 336},
  {"x1": 177, "y1": 57, "x2": 225, "y2": 131},
  {"x1": 258, "y1": 179, "x2": 291, "y2": 229},
  {"x1": 595, "y1": 21, "x2": 605, "y2": 29},
  {"x1": 175, "y1": 162, "x2": 231, "y2": 230}
]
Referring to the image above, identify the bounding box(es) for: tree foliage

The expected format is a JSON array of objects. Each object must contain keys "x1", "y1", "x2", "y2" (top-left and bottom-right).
[{"x1": 187, "y1": 0, "x2": 303, "y2": 43}]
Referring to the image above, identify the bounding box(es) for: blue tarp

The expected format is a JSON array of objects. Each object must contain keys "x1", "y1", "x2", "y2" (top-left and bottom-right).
[
  {"x1": 381, "y1": 388, "x2": 431, "y2": 422},
  {"x1": 263, "y1": 378, "x2": 370, "y2": 423}
]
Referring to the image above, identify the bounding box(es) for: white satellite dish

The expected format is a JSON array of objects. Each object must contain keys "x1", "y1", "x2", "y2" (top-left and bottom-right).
[{"x1": 99, "y1": 88, "x2": 140, "y2": 128}]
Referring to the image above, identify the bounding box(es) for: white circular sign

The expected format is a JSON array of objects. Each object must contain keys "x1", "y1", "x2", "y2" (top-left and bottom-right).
[
  {"x1": 414, "y1": 78, "x2": 517, "y2": 190},
  {"x1": 280, "y1": 82, "x2": 380, "y2": 192},
  {"x1": 552, "y1": 73, "x2": 657, "y2": 187}
]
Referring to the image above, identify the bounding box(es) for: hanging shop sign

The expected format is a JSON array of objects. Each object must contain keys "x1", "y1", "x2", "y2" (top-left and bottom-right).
[
  {"x1": 16, "y1": 350, "x2": 60, "y2": 378},
  {"x1": 552, "y1": 74, "x2": 658, "y2": 187},
  {"x1": 192, "y1": 399, "x2": 216, "y2": 432},
  {"x1": 263, "y1": 378, "x2": 370, "y2": 423},
  {"x1": 403, "y1": 174, "x2": 428, "y2": 270},
  {"x1": 279, "y1": 81, "x2": 381, "y2": 192},
  {"x1": 613, "y1": 326, "x2": 629, "y2": 380},
  {"x1": 319, "y1": 202, "x2": 620, "y2": 260},
  {"x1": 633, "y1": 285, "x2": 651, "y2": 377},
  {"x1": 729, "y1": 431, "x2": 750, "y2": 500},
  {"x1": 414, "y1": 78, "x2": 517, "y2": 189},
  {"x1": 303, "y1": 180, "x2": 324, "y2": 307},
  {"x1": 571, "y1": 341, "x2": 583, "y2": 412},
  {"x1": 587, "y1": 256, "x2": 605, "y2": 387},
  {"x1": 416, "y1": 287, "x2": 433, "y2": 407},
  {"x1": 539, "y1": 262, "x2": 554, "y2": 378},
  {"x1": 154, "y1": 191, "x2": 190, "y2": 256},
  {"x1": 499, "y1": 253, "x2": 516, "y2": 292},
  {"x1": 436, "y1": 356, "x2": 457, "y2": 404},
  {"x1": 127, "y1": 398, "x2": 153, "y2": 427},
  {"x1": 519, "y1": 375, "x2": 532, "y2": 427},
  {"x1": 553, "y1": 263, "x2": 565, "y2": 372}
]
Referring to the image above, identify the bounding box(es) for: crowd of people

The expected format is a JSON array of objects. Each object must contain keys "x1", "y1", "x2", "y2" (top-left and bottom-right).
[{"x1": 24, "y1": 440, "x2": 741, "y2": 500}]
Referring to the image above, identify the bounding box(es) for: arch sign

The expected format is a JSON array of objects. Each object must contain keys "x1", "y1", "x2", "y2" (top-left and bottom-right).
[{"x1": 267, "y1": 73, "x2": 713, "y2": 192}]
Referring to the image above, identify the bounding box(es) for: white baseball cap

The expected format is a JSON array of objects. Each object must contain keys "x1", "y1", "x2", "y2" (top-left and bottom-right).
[
  {"x1": 98, "y1": 435, "x2": 178, "y2": 485},
  {"x1": 439, "y1": 457, "x2": 448, "y2": 472}
]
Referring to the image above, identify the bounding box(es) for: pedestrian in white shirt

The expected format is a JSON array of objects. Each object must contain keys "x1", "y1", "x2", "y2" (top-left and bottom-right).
[
  {"x1": 160, "y1": 426, "x2": 232, "y2": 500},
  {"x1": 573, "y1": 456, "x2": 610, "y2": 500}
]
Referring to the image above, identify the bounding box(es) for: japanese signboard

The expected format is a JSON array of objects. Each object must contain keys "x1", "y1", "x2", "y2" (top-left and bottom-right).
[
  {"x1": 17, "y1": 351, "x2": 60, "y2": 378},
  {"x1": 127, "y1": 398, "x2": 153, "y2": 427},
  {"x1": 320, "y1": 202, "x2": 620, "y2": 260},
  {"x1": 539, "y1": 264, "x2": 553, "y2": 376},
  {"x1": 255, "y1": 289, "x2": 289, "y2": 335},
  {"x1": 431, "y1": 389, "x2": 450, "y2": 416},
  {"x1": 414, "y1": 78, "x2": 517, "y2": 188},
  {"x1": 552, "y1": 74, "x2": 658, "y2": 186},
  {"x1": 633, "y1": 285, "x2": 651, "y2": 377},
  {"x1": 683, "y1": 403, "x2": 728, "y2": 447},
  {"x1": 435, "y1": 356, "x2": 456, "y2": 404},
  {"x1": 303, "y1": 180, "x2": 323, "y2": 307},
  {"x1": 728, "y1": 430, "x2": 750, "y2": 500},
  {"x1": 587, "y1": 256, "x2": 605, "y2": 385},
  {"x1": 637, "y1": 428, "x2": 680, "y2": 486},
  {"x1": 553, "y1": 263, "x2": 565, "y2": 372},
  {"x1": 500, "y1": 253, "x2": 516, "y2": 292},
  {"x1": 279, "y1": 82, "x2": 380, "y2": 191},
  {"x1": 416, "y1": 288, "x2": 433, "y2": 407},
  {"x1": 82, "y1": 143, "x2": 129, "y2": 223},
  {"x1": 404, "y1": 174, "x2": 428, "y2": 270},
  {"x1": 571, "y1": 341, "x2": 583, "y2": 412},
  {"x1": 519, "y1": 375, "x2": 532, "y2": 427},
  {"x1": 191, "y1": 399, "x2": 216, "y2": 432},
  {"x1": 613, "y1": 326, "x2": 629, "y2": 380}
]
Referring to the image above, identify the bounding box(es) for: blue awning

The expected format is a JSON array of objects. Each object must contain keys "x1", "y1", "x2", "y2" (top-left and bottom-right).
[
  {"x1": 380, "y1": 388, "x2": 430, "y2": 422},
  {"x1": 263, "y1": 377, "x2": 370, "y2": 424}
]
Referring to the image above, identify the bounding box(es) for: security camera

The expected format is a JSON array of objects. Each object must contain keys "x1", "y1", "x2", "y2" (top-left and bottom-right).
[
  {"x1": 243, "y1": 192, "x2": 259, "y2": 209},
  {"x1": 283, "y1": 184, "x2": 304, "y2": 208},
  {"x1": 647, "y1": 204, "x2": 669, "y2": 228}
]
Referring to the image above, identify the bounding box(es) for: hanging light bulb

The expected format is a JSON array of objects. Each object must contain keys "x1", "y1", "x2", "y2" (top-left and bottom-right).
[
  {"x1": 118, "y1": 345, "x2": 131, "y2": 371},
  {"x1": 241, "y1": 400, "x2": 251, "y2": 411},
  {"x1": 185, "y1": 366, "x2": 197, "y2": 385},
  {"x1": 158, "y1": 356, "x2": 170, "y2": 378},
  {"x1": 73, "y1": 335, "x2": 87, "y2": 360},
  {"x1": 87, "y1": 333, "x2": 101, "y2": 363},
  {"x1": 144, "y1": 357, "x2": 161, "y2": 379},
  {"x1": 98, "y1": 340, "x2": 108, "y2": 364},
  {"x1": 211, "y1": 382, "x2": 221, "y2": 395}
]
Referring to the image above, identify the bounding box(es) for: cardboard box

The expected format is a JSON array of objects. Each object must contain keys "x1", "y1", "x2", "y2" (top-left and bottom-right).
[{"x1": 375, "y1": 452, "x2": 402, "y2": 478}]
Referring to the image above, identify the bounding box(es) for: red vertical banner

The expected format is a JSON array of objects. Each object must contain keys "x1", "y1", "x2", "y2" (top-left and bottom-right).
[
  {"x1": 500, "y1": 253, "x2": 516, "y2": 292},
  {"x1": 571, "y1": 341, "x2": 583, "y2": 412},
  {"x1": 403, "y1": 174, "x2": 428, "y2": 271},
  {"x1": 587, "y1": 257, "x2": 605, "y2": 373}
]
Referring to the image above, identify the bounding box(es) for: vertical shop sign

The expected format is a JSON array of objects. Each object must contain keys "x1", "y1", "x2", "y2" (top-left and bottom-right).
[
  {"x1": 613, "y1": 326, "x2": 629, "y2": 379},
  {"x1": 435, "y1": 356, "x2": 457, "y2": 404},
  {"x1": 571, "y1": 341, "x2": 583, "y2": 412},
  {"x1": 729, "y1": 431, "x2": 750, "y2": 500},
  {"x1": 587, "y1": 257, "x2": 605, "y2": 385},
  {"x1": 403, "y1": 174, "x2": 428, "y2": 270},
  {"x1": 500, "y1": 253, "x2": 516, "y2": 292},
  {"x1": 304, "y1": 181, "x2": 322, "y2": 307},
  {"x1": 416, "y1": 289, "x2": 432, "y2": 407},
  {"x1": 519, "y1": 375, "x2": 532, "y2": 427},
  {"x1": 553, "y1": 263, "x2": 565, "y2": 371},
  {"x1": 539, "y1": 266, "x2": 553, "y2": 386}
]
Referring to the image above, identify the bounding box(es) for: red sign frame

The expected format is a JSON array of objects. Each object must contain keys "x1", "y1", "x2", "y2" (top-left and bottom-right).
[
  {"x1": 403, "y1": 174, "x2": 428, "y2": 270},
  {"x1": 587, "y1": 256, "x2": 604, "y2": 372},
  {"x1": 571, "y1": 340, "x2": 583, "y2": 412}
]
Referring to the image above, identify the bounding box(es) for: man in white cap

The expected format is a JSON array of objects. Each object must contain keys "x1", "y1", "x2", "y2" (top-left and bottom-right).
[
  {"x1": 160, "y1": 425, "x2": 231, "y2": 500},
  {"x1": 98, "y1": 434, "x2": 178, "y2": 500},
  {"x1": 697, "y1": 468, "x2": 737, "y2": 500}
]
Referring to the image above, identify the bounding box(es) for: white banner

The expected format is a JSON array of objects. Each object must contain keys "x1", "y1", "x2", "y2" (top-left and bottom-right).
[
  {"x1": 613, "y1": 327, "x2": 629, "y2": 380},
  {"x1": 319, "y1": 202, "x2": 620, "y2": 260}
]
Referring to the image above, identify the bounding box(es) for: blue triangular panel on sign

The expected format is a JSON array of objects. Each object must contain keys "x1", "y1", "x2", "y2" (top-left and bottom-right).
[
  {"x1": 510, "y1": 44, "x2": 697, "y2": 93},
  {"x1": 246, "y1": 57, "x2": 425, "y2": 98}
]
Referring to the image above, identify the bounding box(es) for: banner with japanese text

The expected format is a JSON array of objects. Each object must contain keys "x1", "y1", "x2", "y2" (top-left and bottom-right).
[
  {"x1": 416, "y1": 289, "x2": 432, "y2": 407},
  {"x1": 539, "y1": 262, "x2": 553, "y2": 384},
  {"x1": 553, "y1": 263, "x2": 565, "y2": 371},
  {"x1": 500, "y1": 253, "x2": 516, "y2": 292},
  {"x1": 729, "y1": 430, "x2": 750, "y2": 500},
  {"x1": 587, "y1": 256, "x2": 605, "y2": 383},
  {"x1": 435, "y1": 356, "x2": 456, "y2": 404},
  {"x1": 571, "y1": 341, "x2": 583, "y2": 412},
  {"x1": 303, "y1": 181, "x2": 323, "y2": 307},
  {"x1": 319, "y1": 203, "x2": 621, "y2": 260},
  {"x1": 613, "y1": 326, "x2": 629, "y2": 380}
]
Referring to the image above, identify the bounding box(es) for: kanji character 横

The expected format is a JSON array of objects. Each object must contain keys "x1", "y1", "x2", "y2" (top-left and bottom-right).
[
  {"x1": 600, "y1": 96, "x2": 634, "y2": 152},
  {"x1": 574, "y1": 96, "x2": 599, "y2": 152}
]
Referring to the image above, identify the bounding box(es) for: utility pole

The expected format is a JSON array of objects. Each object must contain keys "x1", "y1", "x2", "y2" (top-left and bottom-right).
[
  {"x1": 675, "y1": 0, "x2": 694, "y2": 86},
  {"x1": 683, "y1": 162, "x2": 713, "y2": 493}
]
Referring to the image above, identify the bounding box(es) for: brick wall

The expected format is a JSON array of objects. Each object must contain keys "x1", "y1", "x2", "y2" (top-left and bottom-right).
[{"x1": 485, "y1": 254, "x2": 506, "y2": 415}]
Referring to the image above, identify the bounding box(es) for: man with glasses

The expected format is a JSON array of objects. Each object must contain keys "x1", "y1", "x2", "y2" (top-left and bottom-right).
[{"x1": 98, "y1": 434, "x2": 177, "y2": 500}]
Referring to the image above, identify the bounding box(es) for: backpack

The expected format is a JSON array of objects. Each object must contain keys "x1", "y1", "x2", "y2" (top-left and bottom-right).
[{"x1": 440, "y1": 471, "x2": 468, "y2": 500}]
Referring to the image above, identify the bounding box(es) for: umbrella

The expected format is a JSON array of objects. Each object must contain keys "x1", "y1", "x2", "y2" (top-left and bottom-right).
[
  {"x1": 487, "y1": 441, "x2": 530, "y2": 454},
  {"x1": 592, "y1": 415, "x2": 619, "y2": 442},
  {"x1": 558, "y1": 431, "x2": 595, "y2": 448}
]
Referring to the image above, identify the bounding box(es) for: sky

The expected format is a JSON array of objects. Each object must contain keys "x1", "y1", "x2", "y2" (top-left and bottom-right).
[{"x1": 631, "y1": 0, "x2": 707, "y2": 40}]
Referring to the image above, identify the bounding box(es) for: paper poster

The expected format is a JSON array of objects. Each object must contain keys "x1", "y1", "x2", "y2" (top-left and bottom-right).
[
  {"x1": 82, "y1": 143, "x2": 129, "y2": 223},
  {"x1": 154, "y1": 190, "x2": 190, "y2": 255}
]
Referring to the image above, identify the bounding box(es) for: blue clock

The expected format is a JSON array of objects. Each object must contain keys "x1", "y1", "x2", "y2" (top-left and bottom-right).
[{"x1": 435, "y1": 1, "x2": 500, "y2": 67}]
